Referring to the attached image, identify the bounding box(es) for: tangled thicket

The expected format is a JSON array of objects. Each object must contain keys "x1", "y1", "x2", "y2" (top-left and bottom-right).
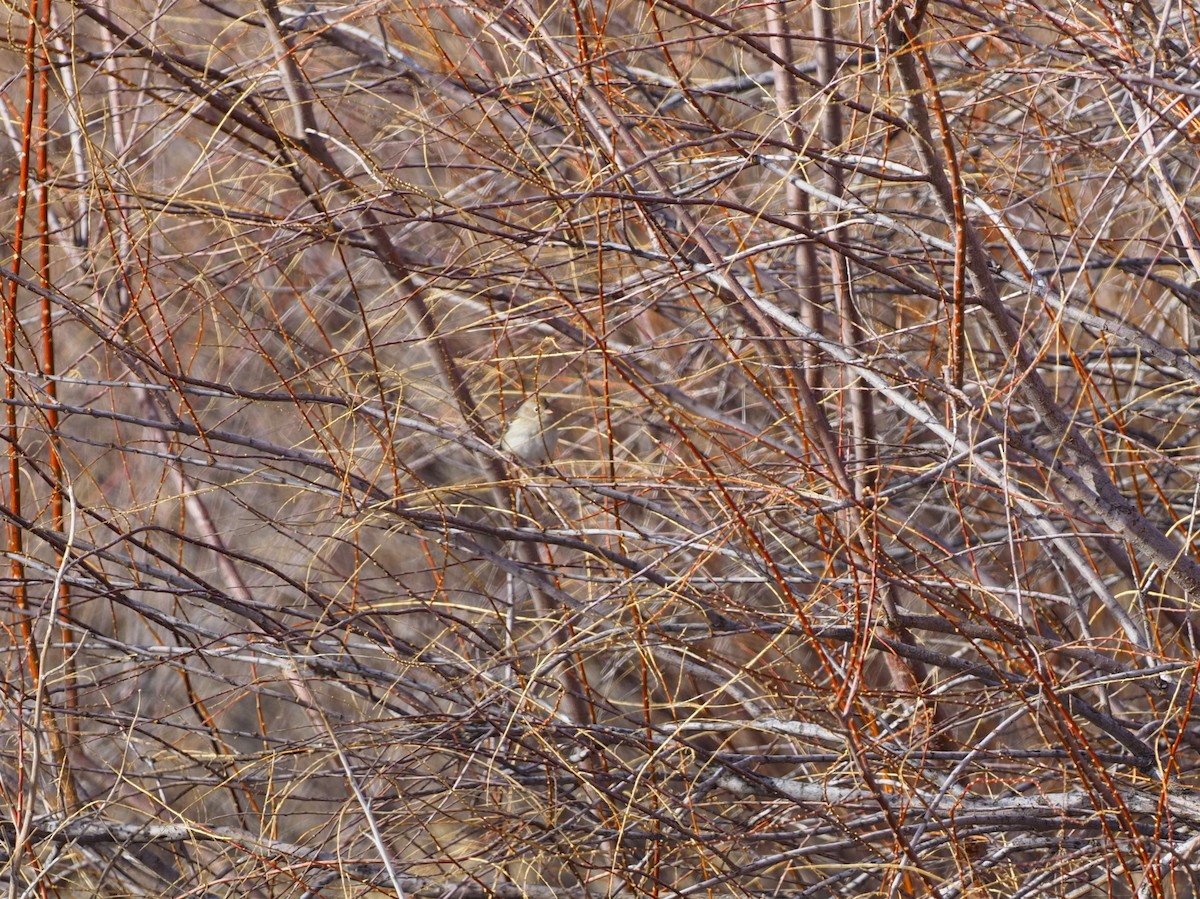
[{"x1": 5, "y1": 1, "x2": 1200, "y2": 896}]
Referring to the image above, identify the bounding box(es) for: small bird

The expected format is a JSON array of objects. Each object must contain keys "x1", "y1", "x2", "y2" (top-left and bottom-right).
[{"x1": 499, "y1": 395, "x2": 562, "y2": 464}]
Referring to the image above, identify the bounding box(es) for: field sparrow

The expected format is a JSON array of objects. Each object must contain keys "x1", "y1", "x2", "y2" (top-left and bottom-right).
[{"x1": 499, "y1": 395, "x2": 562, "y2": 464}]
